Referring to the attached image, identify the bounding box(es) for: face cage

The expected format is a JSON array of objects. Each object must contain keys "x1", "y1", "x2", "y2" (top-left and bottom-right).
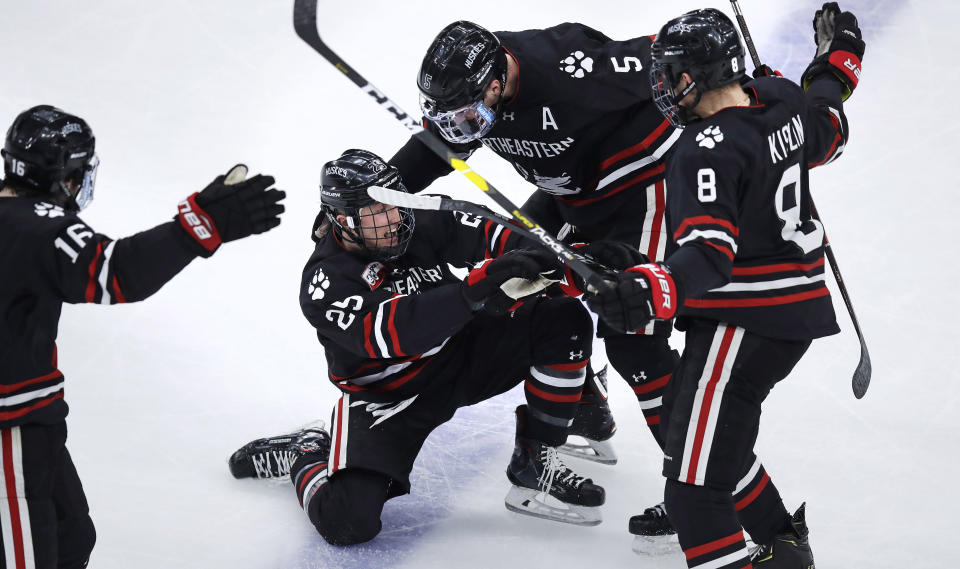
[
  {"x1": 328, "y1": 202, "x2": 416, "y2": 261},
  {"x1": 419, "y1": 94, "x2": 496, "y2": 144},
  {"x1": 650, "y1": 63, "x2": 703, "y2": 128}
]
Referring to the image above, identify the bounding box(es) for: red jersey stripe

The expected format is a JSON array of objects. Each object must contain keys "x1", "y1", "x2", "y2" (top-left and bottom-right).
[
  {"x1": 632, "y1": 373, "x2": 671, "y2": 395},
  {"x1": 561, "y1": 163, "x2": 665, "y2": 206},
  {"x1": 386, "y1": 298, "x2": 404, "y2": 357},
  {"x1": 686, "y1": 326, "x2": 736, "y2": 484},
  {"x1": 684, "y1": 287, "x2": 830, "y2": 309},
  {"x1": 0, "y1": 392, "x2": 64, "y2": 421},
  {"x1": 599, "y1": 119, "x2": 671, "y2": 170},
  {"x1": 731, "y1": 258, "x2": 825, "y2": 276},
  {"x1": 85, "y1": 242, "x2": 104, "y2": 303},
  {"x1": 673, "y1": 216, "x2": 740, "y2": 240},
  {"x1": 704, "y1": 240, "x2": 735, "y2": 262},
  {"x1": 0, "y1": 370, "x2": 63, "y2": 395}
]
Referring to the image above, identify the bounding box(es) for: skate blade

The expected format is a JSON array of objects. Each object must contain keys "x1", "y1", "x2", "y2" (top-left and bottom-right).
[
  {"x1": 631, "y1": 534, "x2": 680, "y2": 556},
  {"x1": 557, "y1": 436, "x2": 618, "y2": 465},
  {"x1": 504, "y1": 485, "x2": 602, "y2": 527}
]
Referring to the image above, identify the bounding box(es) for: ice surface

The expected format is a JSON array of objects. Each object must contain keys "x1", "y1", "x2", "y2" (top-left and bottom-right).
[{"x1": 1, "y1": 0, "x2": 956, "y2": 567}]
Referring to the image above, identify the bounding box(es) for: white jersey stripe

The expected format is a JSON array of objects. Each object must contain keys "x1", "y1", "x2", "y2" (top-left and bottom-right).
[
  {"x1": 638, "y1": 396, "x2": 662, "y2": 410},
  {"x1": 0, "y1": 382, "x2": 64, "y2": 407},
  {"x1": 676, "y1": 229, "x2": 739, "y2": 253},
  {"x1": 679, "y1": 325, "x2": 727, "y2": 484},
  {"x1": 347, "y1": 338, "x2": 449, "y2": 386},
  {"x1": 1, "y1": 428, "x2": 34, "y2": 569},
  {"x1": 711, "y1": 274, "x2": 826, "y2": 293},
  {"x1": 638, "y1": 183, "x2": 655, "y2": 256},
  {"x1": 97, "y1": 241, "x2": 117, "y2": 305},
  {"x1": 596, "y1": 129, "x2": 682, "y2": 190},
  {"x1": 490, "y1": 225, "x2": 504, "y2": 253},
  {"x1": 373, "y1": 296, "x2": 402, "y2": 357},
  {"x1": 694, "y1": 327, "x2": 744, "y2": 483}
]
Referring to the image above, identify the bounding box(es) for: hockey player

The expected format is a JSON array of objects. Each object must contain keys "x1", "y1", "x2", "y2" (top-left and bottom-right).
[
  {"x1": 229, "y1": 149, "x2": 614, "y2": 544},
  {"x1": 587, "y1": 4, "x2": 864, "y2": 566},
  {"x1": 0, "y1": 104, "x2": 285, "y2": 568},
  {"x1": 389, "y1": 19, "x2": 683, "y2": 466}
]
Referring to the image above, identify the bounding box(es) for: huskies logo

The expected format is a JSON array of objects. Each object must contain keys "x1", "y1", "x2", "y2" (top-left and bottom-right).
[{"x1": 361, "y1": 262, "x2": 386, "y2": 290}]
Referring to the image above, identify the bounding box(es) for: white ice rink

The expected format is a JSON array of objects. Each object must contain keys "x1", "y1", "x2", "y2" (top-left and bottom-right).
[{"x1": 1, "y1": 0, "x2": 956, "y2": 567}]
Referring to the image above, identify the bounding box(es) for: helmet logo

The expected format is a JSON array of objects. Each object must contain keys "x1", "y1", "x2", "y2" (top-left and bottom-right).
[
  {"x1": 464, "y1": 43, "x2": 485, "y2": 68},
  {"x1": 559, "y1": 51, "x2": 594, "y2": 79},
  {"x1": 61, "y1": 123, "x2": 83, "y2": 136},
  {"x1": 324, "y1": 166, "x2": 350, "y2": 178},
  {"x1": 696, "y1": 126, "x2": 725, "y2": 149},
  {"x1": 668, "y1": 23, "x2": 695, "y2": 34}
]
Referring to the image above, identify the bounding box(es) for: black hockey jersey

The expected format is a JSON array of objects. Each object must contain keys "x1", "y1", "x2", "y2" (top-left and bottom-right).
[
  {"x1": 663, "y1": 76, "x2": 849, "y2": 341},
  {"x1": 391, "y1": 23, "x2": 679, "y2": 245},
  {"x1": 300, "y1": 210, "x2": 525, "y2": 402},
  {"x1": 0, "y1": 196, "x2": 198, "y2": 428}
]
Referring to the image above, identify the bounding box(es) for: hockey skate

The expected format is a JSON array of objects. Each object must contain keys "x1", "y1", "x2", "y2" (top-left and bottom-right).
[
  {"x1": 505, "y1": 406, "x2": 605, "y2": 526},
  {"x1": 750, "y1": 503, "x2": 815, "y2": 568},
  {"x1": 558, "y1": 365, "x2": 618, "y2": 465},
  {"x1": 228, "y1": 423, "x2": 331, "y2": 480},
  {"x1": 629, "y1": 502, "x2": 681, "y2": 555}
]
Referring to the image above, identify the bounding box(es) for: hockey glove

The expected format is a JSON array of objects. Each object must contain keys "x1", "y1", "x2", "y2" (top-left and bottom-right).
[
  {"x1": 462, "y1": 248, "x2": 560, "y2": 315},
  {"x1": 585, "y1": 263, "x2": 678, "y2": 334},
  {"x1": 752, "y1": 64, "x2": 783, "y2": 79},
  {"x1": 801, "y1": 3, "x2": 865, "y2": 101},
  {"x1": 557, "y1": 240, "x2": 649, "y2": 297},
  {"x1": 176, "y1": 164, "x2": 286, "y2": 257}
]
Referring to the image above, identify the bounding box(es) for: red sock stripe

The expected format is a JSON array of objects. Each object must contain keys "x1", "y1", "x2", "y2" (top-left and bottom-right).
[
  {"x1": 735, "y1": 471, "x2": 771, "y2": 511},
  {"x1": 631, "y1": 373, "x2": 671, "y2": 395},
  {"x1": 645, "y1": 415, "x2": 660, "y2": 425},
  {"x1": 544, "y1": 360, "x2": 589, "y2": 372},
  {"x1": 331, "y1": 398, "x2": 344, "y2": 473},
  {"x1": 684, "y1": 530, "x2": 745, "y2": 560},
  {"x1": 297, "y1": 463, "x2": 328, "y2": 496},
  {"x1": 524, "y1": 380, "x2": 582, "y2": 403}
]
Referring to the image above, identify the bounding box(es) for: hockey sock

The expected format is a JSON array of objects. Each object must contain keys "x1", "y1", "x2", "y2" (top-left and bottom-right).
[
  {"x1": 524, "y1": 360, "x2": 587, "y2": 446},
  {"x1": 604, "y1": 334, "x2": 679, "y2": 449},
  {"x1": 665, "y1": 479, "x2": 752, "y2": 569},
  {"x1": 732, "y1": 455, "x2": 791, "y2": 545}
]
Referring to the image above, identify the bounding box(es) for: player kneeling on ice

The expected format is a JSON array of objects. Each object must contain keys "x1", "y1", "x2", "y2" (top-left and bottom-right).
[
  {"x1": 229, "y1": 149, "x2": 611, "y2": 544},
  {"x1": 588, "y1": 4, "x2": 864, "y2": 567},
  {"x1": 0, "y1": 104, "x2": 285, "y2": 567}
]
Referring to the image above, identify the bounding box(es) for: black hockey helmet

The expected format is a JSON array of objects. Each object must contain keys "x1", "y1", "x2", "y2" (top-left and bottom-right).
[
  {"x1": 650, "y1": 9, "x2": 746, "y2": 127},
  {"x1": 417, "y1": 21, "x2": 508, "y2": 143},
  {"x1": 320, "y1": 149, "x2": 415, "y2": 261},
  {"x1": 2, "y1": 105, "x2": 99, "y2": 210}
]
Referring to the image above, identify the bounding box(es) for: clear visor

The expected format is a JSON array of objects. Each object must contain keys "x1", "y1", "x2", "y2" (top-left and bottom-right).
[
  {"x1": 419, "y1": 94, "x2": 496, "y2": 144},
  {"x1": 74, "y1": 154, "x2": 99, "y2": 211}
]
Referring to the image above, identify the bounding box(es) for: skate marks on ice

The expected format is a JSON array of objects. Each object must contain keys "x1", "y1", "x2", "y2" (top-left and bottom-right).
[{"x1": 287, "y1": 389, "x2": 523, "y2": 569}]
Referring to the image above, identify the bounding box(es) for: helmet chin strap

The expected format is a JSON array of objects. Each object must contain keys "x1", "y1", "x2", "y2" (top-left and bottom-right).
[{"x1": 675, "y1": 77, "x2": 704, "y2": 125}]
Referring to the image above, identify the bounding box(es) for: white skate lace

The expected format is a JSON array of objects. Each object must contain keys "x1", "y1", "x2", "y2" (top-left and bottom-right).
[{"x1": 538, "y1": 447, "x2": 586, "y2": 492}]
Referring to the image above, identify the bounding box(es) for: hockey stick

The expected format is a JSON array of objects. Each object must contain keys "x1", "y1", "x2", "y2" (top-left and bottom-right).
[
  {"x1": 292, "y1": 0, "x2": 610, "y2": 293},
  {"x1": 367, "y1": 186, "x2": 600, "y2": 286},
  {"x1": 730, "y1": 0, "x2": 871, "y2": 398}
]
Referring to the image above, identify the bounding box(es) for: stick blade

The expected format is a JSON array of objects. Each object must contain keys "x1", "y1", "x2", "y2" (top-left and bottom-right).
[
  {"x1": 851, "y1": 341, "x2": 871, "y2": 399},
  {"x1": 292, "y1": 0, "x2": 320, "y2": 42},
  {"x1": 367, "y1": 186, "x2": 443, "y2": 211}
]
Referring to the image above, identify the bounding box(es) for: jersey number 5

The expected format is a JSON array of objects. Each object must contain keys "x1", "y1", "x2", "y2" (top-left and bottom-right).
[{"x1": 775, "y1": 163, "x2": 824, "y2": 254}]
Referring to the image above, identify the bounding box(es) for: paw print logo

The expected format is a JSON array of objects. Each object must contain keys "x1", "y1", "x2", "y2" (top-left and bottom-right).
[
  {"x1": 559, "y1": 51, "x2": 594, "y2": 79},
  {"x1": 34, "y1": 202, "x2": 65, "y2": 218},
  {"x1": 308, "y1": 269, "x2": 331, "y2": 301},
  {"x1": 696, "y1": 126, "x2": 724, "y2": 149}
]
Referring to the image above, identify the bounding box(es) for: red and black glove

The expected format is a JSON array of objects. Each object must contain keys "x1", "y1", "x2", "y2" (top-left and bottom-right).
[
  {"x1": 585, "y1": 263, "x2": 678, "y2": 334},
  {"x1": 557, "y1": 240, "x2": 649, "y2": 297},
  {"x1": 801, "y1": 2, "x2": 865, "y2": 101},
  {"x1": 177, "y1": 164, "x2": 286, "y2": 257},
  {"x1": 752, "y1": 64, "x2": 783, "y2": 79},
  {"x1": 461, "y1": 248, "x2": 559, "y2": 315}
]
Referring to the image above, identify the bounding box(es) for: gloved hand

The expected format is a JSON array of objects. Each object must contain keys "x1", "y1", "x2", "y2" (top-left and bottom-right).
[
  {"x1": 801, "y1": 2, "x2": 865, "y2": 100},
  {"x1": 579, "y1": 240, "x2": 649, "y2": 271},
  {"x1": 585, "y1": 263, "x2": 678, "y2": 333},
  {"x1": 176, "y1": 164, "x2": 286, "y2": 257},
  {"x1": 462, "y1": 248, "x2": 560, "y2": 315},
  {"x1": 752, "y1": 64, "x2": 783, "y2": 79}
]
